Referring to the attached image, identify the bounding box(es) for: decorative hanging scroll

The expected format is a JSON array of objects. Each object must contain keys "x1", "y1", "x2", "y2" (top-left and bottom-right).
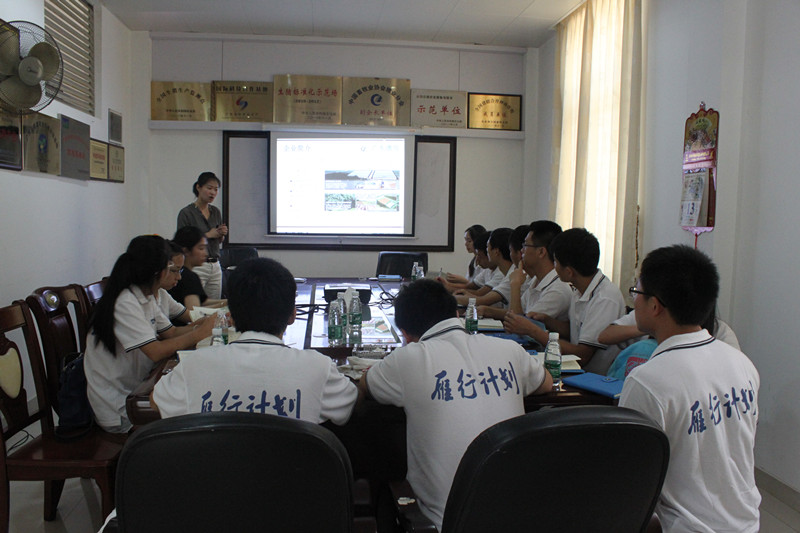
[{"x1": 680, "y1": 102, "x2": 719, "y2": 242}]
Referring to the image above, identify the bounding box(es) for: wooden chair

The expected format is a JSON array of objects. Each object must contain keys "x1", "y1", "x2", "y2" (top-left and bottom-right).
[
  {"x1": 83, "y1": 278, "x2": 108, "y2": 311},
  {"x1": 25, "y1": 285, "x2": 91, "y2": 417},
  {"x1": 0, "y1": 301, "x2": 122, "y2": 532}
]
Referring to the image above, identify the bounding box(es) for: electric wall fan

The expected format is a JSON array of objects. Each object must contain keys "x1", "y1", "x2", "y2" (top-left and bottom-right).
[{"x1": 0, "y1": 20, "x2": 63, "y2": 114}]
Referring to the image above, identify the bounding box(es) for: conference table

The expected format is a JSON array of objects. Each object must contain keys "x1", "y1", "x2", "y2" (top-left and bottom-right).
[{"x1": 126, "y1": 277, "x2": 614, "y2": 481}]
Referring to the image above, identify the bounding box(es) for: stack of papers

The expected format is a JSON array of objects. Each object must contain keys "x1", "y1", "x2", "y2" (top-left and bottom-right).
[{"x1": 188, "y1": 306, "x2": 228, "y2": 322}]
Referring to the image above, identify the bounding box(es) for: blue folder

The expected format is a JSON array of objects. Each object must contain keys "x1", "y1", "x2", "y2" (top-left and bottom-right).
[{"x1": 562, "y1": 373, "x2": 624, "y2": 399}]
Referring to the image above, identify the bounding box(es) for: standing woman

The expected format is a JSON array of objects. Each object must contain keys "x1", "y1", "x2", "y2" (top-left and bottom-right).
[
  {"x1": 85, "y1": 235, "x2": 214, "y2": 434},
  {"x1": 177, "y1": 172, "x2": 228, "y2": 299}
]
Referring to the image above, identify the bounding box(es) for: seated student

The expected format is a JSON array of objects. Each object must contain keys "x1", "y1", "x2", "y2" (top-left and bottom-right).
[
  {"x1": 359, "y1": 279, "x2": 552, "y2": 531},
  {"x1": 514, "y1": 228, "x2": 626, "y2": 374},
  {"x1": 499, "y1": 220, "x2": 573, "y2": 327},
  {"x1": 477, "y1": 225, "x2": 532, "y2": 317},
  {"x1": 444, "y1": 224, "x2": 487, "y2": 288},
  {"x1": 169, "y1": 226, "x2": 227, "y2": 312},
  {"x1": 600, "y1": 308, "x2": 740, "y2": 350},
  {"x1": 85, "y1": 235, "x2": 215, "y2": 434},
  {"x1": 438, "y1": 231, "x2": 492, "y2": 292},
  {"x1": 605, "y1": 304, "x2": 742, "y2": 380},
  {"x1": 453, "y1": 227, "x2": 514, "y2": 305},
  {"x1": 620, "y1": 245, "x2": 760, "y2": 532},
  {"x1": 157, "y1": 241, "x2": 191, "y2": 324},
  {"x1": 152, "y1": 257, "x2": 358, "y2": 425}
]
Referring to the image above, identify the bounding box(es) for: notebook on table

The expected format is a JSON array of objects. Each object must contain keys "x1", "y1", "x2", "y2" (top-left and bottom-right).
[{"x1": 562, "y1": 373, "x2": 624, "y2": 399}]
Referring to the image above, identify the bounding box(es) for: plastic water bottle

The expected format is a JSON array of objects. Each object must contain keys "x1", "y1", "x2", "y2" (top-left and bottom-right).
[
  {"x1": 544, "y1": 331, "x2": 562, "y2": 387},
  {"x1": 349, "y1": 294, "x2": 363, "y2": 344},
  {"x1": 415, "y1": 263, "x2": 425, "y2": 279},
  {"x1": 214, "y1": 312, "x2": 229, "y2": 344},
  {"x1": 411, "y1": 262, "x2": 419, "y2": 280},
  {"x1": 336, "y1": 292, "x2": 348, "y2": 335},
  {"x1": 328, "y1": 301, "x2": 343, "y2": 347},
  {"x1": 465, "y1": 297, "x2": 478, "y2": 334}
]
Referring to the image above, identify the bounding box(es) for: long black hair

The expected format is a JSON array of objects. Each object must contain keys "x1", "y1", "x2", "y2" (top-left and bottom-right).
[
  {"x1": 465, "y1": 224, "x2": 487, "y2": 277},
  {"x1": 89, "y1": 235, "x2": 169, "y2": 355}
]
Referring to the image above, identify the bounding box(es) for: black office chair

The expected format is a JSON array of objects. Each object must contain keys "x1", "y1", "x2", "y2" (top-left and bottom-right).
[
  {"x1": 218, "y1": 247, "x2": 258, "y2": 298},
  {"x1": 391, "y1": 405, "x2": 669, "y2": 533},
  {"x1": 105, "y1": 412, "x2": 375, "y2": 533},
  {"x1": 375, "y1": 251, "x2": 428, "y2": 278}
]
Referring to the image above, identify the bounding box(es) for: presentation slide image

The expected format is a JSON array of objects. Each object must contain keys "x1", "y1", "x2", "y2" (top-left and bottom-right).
[
  {"x1": 324, "y1": 169, "x2": 400, "y2": 191},
  {"x1": 324, "y1": 192, "x2": 400, "y2": 212}
]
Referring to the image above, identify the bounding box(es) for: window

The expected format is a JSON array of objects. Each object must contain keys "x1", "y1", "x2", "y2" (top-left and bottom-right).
[
  {"x1": 551, "y1": 0, "x2": 643, "y2": 289},
  {"x1": 44, "y1": 0, "x2": 94, "y2": 115}
]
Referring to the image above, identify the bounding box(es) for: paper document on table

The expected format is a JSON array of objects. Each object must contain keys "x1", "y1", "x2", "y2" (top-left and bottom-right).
[
  {"x1": 189, "y1": 306, "x2": 228, "y2": 322},
  {"x1": 527, "y1": 351, "x2": 582, "y2": 372},
  {"x1": 459, "y1": 318, "x2": 504, "y2": 331}
]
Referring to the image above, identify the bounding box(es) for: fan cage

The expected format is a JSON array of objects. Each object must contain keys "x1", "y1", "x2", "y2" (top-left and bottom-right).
[{"x1": 0, "y1": 20, "x2": 64, "y2": 114}]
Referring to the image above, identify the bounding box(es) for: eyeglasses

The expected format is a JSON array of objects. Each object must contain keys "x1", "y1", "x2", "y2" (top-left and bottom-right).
[
  {"x1": 628, "y1": 286, "x2": 650, "y2": 299},
  {"x1": 522, "y1": 243, "x2": 544, "y2": 249},
  {"x1": 168, "y1": 267, "x2": 184, "y2": 274}
]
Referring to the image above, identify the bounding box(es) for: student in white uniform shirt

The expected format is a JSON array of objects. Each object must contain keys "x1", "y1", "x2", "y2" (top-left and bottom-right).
[
  {"x1": 514, "y1": 228, "x2": 626, "y2": 374},
  {"x1": 477, "y1": 225, "x2": 532, "y2": 317},
  {"x1": 453, "y1": 227, "x2": 514, "y2": 306},
  {"x1": 438, "y1": 231, "x2": 493, "y2": 292},
  {"x1": 493, "y1": 220, "x2": 572, "y2": 326},
  {"x1": 152, "y1": 257, "x2": 358, "y2": 425},
  {"x1": 85, "y1": 235, "x2": 215, "y2": 435},
  {"x1": 156, "y1": 241, "x2": 190, "y2": 324},
  {"x1": 443, "y1": 224, "x2": 487, "y2": 289},
  {"x1": 359, "y1": 279, "x2": 552, "y2": 531},
  {"x1": 620, "y1": 245, "x2": 760, "y2": 533}
]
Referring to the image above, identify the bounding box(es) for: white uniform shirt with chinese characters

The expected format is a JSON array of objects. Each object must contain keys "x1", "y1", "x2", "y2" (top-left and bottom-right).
[
  {"x1": 153, "y1": 331, "x2": 358, "y2": 425},
  {"x1": 365, "y1": 317, "x2": 547, "y2": 531},
  {"x1": 620, "y1": 330, "x2": 760, "y2": 533}
]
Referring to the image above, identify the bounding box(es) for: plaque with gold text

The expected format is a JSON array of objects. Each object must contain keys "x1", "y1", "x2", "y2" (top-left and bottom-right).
[
  {"x1": 273, "y1": 75, "x2": 341, "y2": 124},
  {"x1": 213, "y1": 81, "x2": 274, "y2": 122},
  {"x1": 108, "y1": 144, "x2": 125, "y2": 183},
  {"x1": 60, "y1": 115, "x2": 90, "y2": 180},
  {"x1": 467, "y1": 93, "x2": 522, "y2": 131},
  {"x1": 0, "y1": 111, "x2": 22, "y2": 170},
  {"x1": 90, "y1": 139, "x2": 108, "y2": 180},
  {"x1": 151, "y1": 81, "x2": 211, "y2": 121},
  {"x1": 411, "y1": 89, "x2": 467, "y2": 128},
  {"x1": 343, "y1": 77, "x2": 411, "y2": 127},
  {"x1": 23, "y1": 113, "x2": 60, "y2": 174}
]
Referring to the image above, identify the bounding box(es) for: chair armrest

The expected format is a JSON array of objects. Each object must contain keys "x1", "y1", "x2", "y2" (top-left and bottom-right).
[{"x1": 389, "y1": 480, "x2": 438, "y2": 533}]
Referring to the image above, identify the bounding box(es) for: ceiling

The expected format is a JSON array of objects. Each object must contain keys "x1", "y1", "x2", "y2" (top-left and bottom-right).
[{"x1": 100, "y1": 0, "x2": 582, "y2": 49}]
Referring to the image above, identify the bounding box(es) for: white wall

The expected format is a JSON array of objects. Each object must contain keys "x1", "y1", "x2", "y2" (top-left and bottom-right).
[
  {"x1": 640, "y1": 0, "x2": 800, "y2": 493},
  {"x1": 143, "y1": 35, "x2": 531, "y2": 278},
  {"x1": 0, "y1": 2, "x2": 139, "y2": 305}
]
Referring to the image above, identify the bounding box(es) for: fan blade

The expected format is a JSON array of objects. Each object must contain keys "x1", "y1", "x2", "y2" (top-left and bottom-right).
[
  {"x1": 0, "y1": 25, "x2": 20, "y2": 77},
  {"x1": 28, "y1": 42, "x2": 60, "y2": 81},
  {"x1": 0, "y1": 76, "x2": 42, "y2": 110}
]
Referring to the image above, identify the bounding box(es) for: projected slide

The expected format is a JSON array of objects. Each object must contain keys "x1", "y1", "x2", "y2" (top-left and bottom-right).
[{"x1": 271, "y1": 136, "x2": 413, "y2": 235}]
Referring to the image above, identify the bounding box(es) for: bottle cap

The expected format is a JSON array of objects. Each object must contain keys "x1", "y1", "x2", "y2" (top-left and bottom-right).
[
  {"x1": 548, "y1": 331, "x2": 559, "y2": 341},
  {"x1": 468, "y1": 297, "x2": 476, "y2": 305}
]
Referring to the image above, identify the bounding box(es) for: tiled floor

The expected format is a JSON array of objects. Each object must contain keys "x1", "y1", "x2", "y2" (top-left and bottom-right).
[{"x1": 7, "y1": 475, "x2": 800, "y2": 532}]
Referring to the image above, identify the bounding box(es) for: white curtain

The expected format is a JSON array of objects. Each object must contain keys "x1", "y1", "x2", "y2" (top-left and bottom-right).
[{"x1": 550, "y1": 0, "x2": 644, "y2": 290}]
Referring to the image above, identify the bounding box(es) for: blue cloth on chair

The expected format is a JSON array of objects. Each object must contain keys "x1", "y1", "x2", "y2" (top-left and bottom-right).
[{"x1": 606, "y1": 338, "x2": 658, "y2": 380}]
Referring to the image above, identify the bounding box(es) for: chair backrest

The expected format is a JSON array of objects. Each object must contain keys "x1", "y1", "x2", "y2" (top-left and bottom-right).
[
  {"x1": 218, "y1": 246, "x2": 258, "y2": 269},
  {"x1": 0, "y1": 302, "x2": 55, "y2": 452},
  {"x1": 441, "y1": 405, "x2": 669, "y2": 533},
  {"x1": 25, "y1": 285, "x2": 91, "y2": 416},
  {"x1": 375, "y1": 251, "x2": 429, "y2": 277},
  {"x1": 115, "y1": 412, "x2": 356, "y2": 533},
  {"x1": 83, "y1": 277, "x2": 108, "y2": 311}
]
